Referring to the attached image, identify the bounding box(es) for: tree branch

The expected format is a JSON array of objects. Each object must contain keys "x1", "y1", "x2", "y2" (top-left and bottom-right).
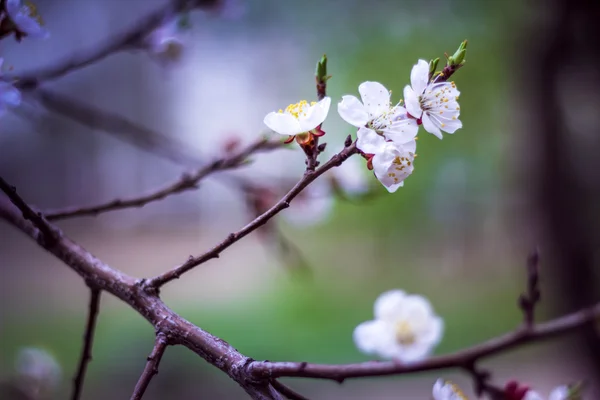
[
  {"x1": 71, "y1": 288, "x2": 102, "y2": 400},
  {"x1": 247, "y1": 301, "x2": 600, "y2": 381},
  {"x1": 130, "y1": 333, "x2": 169, "y2": 400},
  {"x1": 144, "y1": 141, "x2": 358, "y2": 289},
  {"x1": 10, "y1": 0, "x2": 220, "y2": 89},
  {"x1": 43, "y1": 137, "x2": 282, "y2": 220}
]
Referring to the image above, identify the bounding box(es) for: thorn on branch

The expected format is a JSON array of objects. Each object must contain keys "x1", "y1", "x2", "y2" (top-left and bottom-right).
[{"x1": 344, "y1": 135, "x2": 353, "y2": 147}]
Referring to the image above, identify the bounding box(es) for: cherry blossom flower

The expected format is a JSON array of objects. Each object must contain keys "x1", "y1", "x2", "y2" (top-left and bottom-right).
[
  {"x1": 432, "y1": 379, "x2": 468, "y2": 400},
  {"x1": 4, "y1": 0, "x2": 49, "y2": 40},
  {"x1": 337, "y1": 81, "x2": 418, "y2": 152},
  {"x1": 15, "y1": 347, "x2": 61, "y2": 397},
  {"x1": 506, "y1": 381, "x2": 571, "y2": 400},
  {"x1": 263, "y1": 97, "x2": 331, "y2": 145},
  {"x1": 353, "y1": 290, "x2": 443, "y2": 362},
  {"x1": 524, "y1": 386, "x2": 570, "y2": 400},
  {"x1": 371, "y1": 140, "x2": 416, "y2": 193},
  {"x1": 404, "y1": 59, "x2": 462, "y2": 139}
]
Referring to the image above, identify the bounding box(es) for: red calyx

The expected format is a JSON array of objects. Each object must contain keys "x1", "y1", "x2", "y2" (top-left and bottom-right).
[{"x1": 504, "y1": 381, "x2": 531, "y2": 400}]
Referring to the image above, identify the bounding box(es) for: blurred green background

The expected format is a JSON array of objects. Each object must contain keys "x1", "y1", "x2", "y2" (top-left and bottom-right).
[{"x1": 0, "y1": 0, "x2": 589, "y2": 399}]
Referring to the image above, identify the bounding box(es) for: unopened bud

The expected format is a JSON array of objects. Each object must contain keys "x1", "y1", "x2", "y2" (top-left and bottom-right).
[
  {"x1": 315, "y1": 54, "x2": 328, "y2": 82},
  {"x1": 448, "y1": 40, "x2": 468, "y2": 67}
]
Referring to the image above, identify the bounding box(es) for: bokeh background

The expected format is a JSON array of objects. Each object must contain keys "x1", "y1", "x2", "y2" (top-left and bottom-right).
[{"x1": 1, "y1": 0, "x2": 599, "y2": 398}]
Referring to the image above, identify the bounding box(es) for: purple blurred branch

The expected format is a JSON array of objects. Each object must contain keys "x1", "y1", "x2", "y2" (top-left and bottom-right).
[
  {"x1": 130, "y1": 333, "x2": 169, "y2": 400},
  {"x1": 71, "y1": 288, "x2": 101, "y2": 400},
  {"x1": 9, "y1": 0, "x2": 221, "y2": 89}
]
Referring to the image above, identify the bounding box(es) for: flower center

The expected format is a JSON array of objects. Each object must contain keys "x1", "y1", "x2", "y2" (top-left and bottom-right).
[
  {"x1": 419, "y1": 83, "x2": 458, "y2": 112},
  {"x1": 23, "y1": 1, "x2": 44, "y2": 25},
  {"x1": 279, "y1": 100, "x2": 316, "y2": 120},
  {"x1": 447, "y1": 382, "x2": 469, "y2": 400},
  {"x1": 367, "y1": 108, "x2": 396, "y2": 134},
  {"x1": 394, "y1": 320, "x2": 416, "y2": 345},
  {"x1": 164, "y1": 41, "x2": 183, "y2": 61}
]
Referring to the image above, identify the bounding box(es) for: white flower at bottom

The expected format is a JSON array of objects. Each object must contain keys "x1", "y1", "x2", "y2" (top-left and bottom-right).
[
  {"x1": 264, "y1": 97, "x2": 331, "y2": 137},
  {"x1": 15, "y1": 347, "x2": 61, "y2": 395},
  {"x1": 525, "y1": 386, "x2": 570, "y2": 400},
  {"x1": 433, "y1": 379, "x2": 468, "y2": 400},
  {"x1": 353, "y1": 290, "x2": 443, "y2": 362},
  {"x1": 371, "y1": 140, "x2": 416, "y2": 193},
  {"x1": 403, "y1": 59, "x2": 462, "y2": 139}
]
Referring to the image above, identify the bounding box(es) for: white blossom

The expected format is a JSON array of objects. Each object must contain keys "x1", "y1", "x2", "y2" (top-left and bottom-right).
[
  {"x1": 525, "y1": 386, "x2": 570, "y2": 400},
  {"x1": 264, "y1": 97, "x2": 331, "y2": 137},
  {"x1": 338, "y1": 81, "x2": 418, "y2": 153},
  {"x1": 432, "y1": 379, "x2": 468, "y2": 400},
  {"x1": 353, "y1": 290, "x2": 443, "y2": 362},
  {"x1": 283, "y1": 178, "x2": 333, "y2": 227},
  {"x1": 143, "y1": 19, "x2": 185, "y2": 67},
  {"x1": 5, "y1": 0, "x2": 49, "y2": 39},
  {"x1": 15, "y1": 347, "x2": 61, "y2": 396},
  {"x1": 404, "y1": 59, "x2": 462, "y2": 139},
  {"x1": 371, "y1": 140, "x2": 416, "y2": 193},
  {"x1": 0, "y1": 58, "x2": 21, "y2": 117}
]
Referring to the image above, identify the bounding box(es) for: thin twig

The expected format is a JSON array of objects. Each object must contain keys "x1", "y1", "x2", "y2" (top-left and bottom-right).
[
  {"x1": 10, "y1": 0, "x2": 219, "y2": 89},
  {"x1": 130, "y1": 333, "x2": 169, "y2": 400},
  {"x1": 248, "y1": 301, "x2": 600, "y2": 381},
  {"x1": 71, "y1": 288, "x2": 102, "y2": 400},
  {"x1": 270, "y1": 380, "x2": 310, "y2": 400},
  {"x1": 44, "y1": 138, "x2": 282, "y2": 220},
  {"x1": 145, "y1": 141, "x2": 358, "y2": 288},
  {"x1": 519, "y1": 249, "x2": 541, "y2": 327}
]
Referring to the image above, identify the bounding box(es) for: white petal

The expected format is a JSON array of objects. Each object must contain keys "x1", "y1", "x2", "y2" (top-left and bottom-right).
[
  {"x1": 337, "y1": 95, "x2": 369, "y2": 127},
  {"x1": 299, "y1": 96, "x2": 331, "y2": 131},
  {"x1": 419, "y1": 316, "x2": 444, "y2": 346},
  {"x1": 403, "y1": 85, "x2": 422, "y2": 119},
  {"x1": 353, "y1": 320, "x2": 392, "y2": 356},
  {"x1": 421, "y1": 113, "x2": 443, "y2": 139},
  {"x1": 524, "y1": 391, "x2": 545, "y2": 400},
  {"x1": 403, "y1": 139, "x2": 417, "y2": 154},
  {"x1": 359, "y1": 81, "x2": 390, "y2": 117},
  {"x1": 394, "y1": 341, "x2": 433, "y2": 363},
  {"x1": 549, "y1": 386, "x2": 569, "y2": 400},
  {"x1": 410, "y1": 59, "x2": 430, "y2": 95},
  {"x1": 356, "y1": 126, "x2": 385, "y2": 154},
  {"x1": 5, "y1": 0, "x2": 20, "y2": 15},
  {"x1": 263, "y1": 112, "x2": 303, "y2": 136},
  {"x1": 13, "y1": 14, "x2": 49, "y2": 39},
  {"x1": 373, "y1": 290, "x2": 407, "y2": 322},
  {"x1": 383, "y1": 118, "x2": 419, "y2": 145},
  {"x1": 432, "y1": 379, "x2": 446, "y2": 400}
]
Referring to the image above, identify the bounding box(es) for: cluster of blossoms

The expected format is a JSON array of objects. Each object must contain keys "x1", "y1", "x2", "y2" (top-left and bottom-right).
[{"x1": 263, "y1": 57, "x2": 462, "y2": 193}]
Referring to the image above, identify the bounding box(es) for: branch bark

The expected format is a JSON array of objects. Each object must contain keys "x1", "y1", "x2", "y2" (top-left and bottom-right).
[
  {"x1": 130, "y1": 333, "x2": 169, "y2": 400},
  {"x1": 71, "y1": 288, "x2": 101, "y2": 400}
]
